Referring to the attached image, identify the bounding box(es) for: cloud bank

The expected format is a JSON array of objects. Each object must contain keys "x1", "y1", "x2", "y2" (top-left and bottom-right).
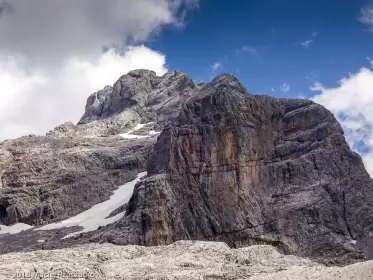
[
  {"x1": 0, "y1": 0, "x2": 197, "y2": 139},
  {"x1": 311, "y1": 63, "x2": 373, "y2": 176}
]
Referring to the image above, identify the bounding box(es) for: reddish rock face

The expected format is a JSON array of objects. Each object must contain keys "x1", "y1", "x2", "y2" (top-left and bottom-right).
[{"x1": 100, "y1": 75, "x2": 373, "y2": 264}]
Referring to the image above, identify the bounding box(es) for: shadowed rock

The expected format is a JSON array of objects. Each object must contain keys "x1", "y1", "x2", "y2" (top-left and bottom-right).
[
  {"x1": 90, "y1": 74, "x2": 373, "y2": 264},
  {"x1": 1, "y1": 70, "x2": 373, "y2": 266}
]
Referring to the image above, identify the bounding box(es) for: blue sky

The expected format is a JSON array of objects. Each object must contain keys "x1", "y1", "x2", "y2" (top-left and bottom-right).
[
  {"x1": 2, "y1": 0, "x2": 373, "y2": 175},
  {"x1": 148, "y1": 0, "x2": 373, "y2": 98},
  {"x1": 145, "y1": 0, "x2": 373, "y2": 175}
]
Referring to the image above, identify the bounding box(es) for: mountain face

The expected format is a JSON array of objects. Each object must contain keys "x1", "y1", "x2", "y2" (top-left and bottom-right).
[
  {"x1": 0, "y1": 70, "x2": 372, "y2": 265},
  {"x1": 0, "y1": 70, "x2": 193, "y2": 227},
  {"x1": 78, "y1": 69, "x2": 196, "y2": 128}
]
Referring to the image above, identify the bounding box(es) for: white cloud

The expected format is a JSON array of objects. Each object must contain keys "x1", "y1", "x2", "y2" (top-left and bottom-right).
[
  {"x1": 311, "y1": 64, "x2": 373, "y2": 176},
  {"x1": 0, "y1": 0, "x2": 197, "y2": 139},
  {"x1": 0, "y1": 47, "x2": 167, "y2": 140},
  {"x1": 74, "y1": 47, "x2": 167, "y2": 90},
  {"x1": 306, "y1": 71, "x2": 318, "y2": 82},
  {"x1": 0, "y1": 0, "x2": 191, "y2": 64},
  {"x1": 240, "y1": 45, "x2": 259, "y2": 56},
  {"x1": 300, "y1": 32, "x2": 318, "y2": 48},
  {"x1": 301, "y1": 40, "x2": 314, "y2": 48},
  {"x1": 211, "y1": 62, "x2": 223, "y2": 72},
  {"x1": 280, "y1": 83, "x2": 290, "y2": 93},
  {"x1": 359, "y1": 3, "x2": 373, "y2": 29}
]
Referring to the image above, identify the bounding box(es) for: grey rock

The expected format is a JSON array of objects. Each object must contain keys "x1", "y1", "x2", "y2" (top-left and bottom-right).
[
  {"x1": 0, "y1": 135, "x2": 149, "y2": 226},
  {"x1": 90, "y1": 76, "x2": 373, "y2": 264},
  {"x1": 105, "y1": 203, "x2": 128, "y2": 219},
  {"x1": 0, "y1": 70, "x2": 196, "y2": 227},
  {"x1": 79, "y1": 69, "x2": 196, "y2": 127},
  {"x1": 1, "y1": 70, "x2": 373, "y2": 267},
  {"x1": 1, "y1": 241, "x2": 373, "y2": 280}
]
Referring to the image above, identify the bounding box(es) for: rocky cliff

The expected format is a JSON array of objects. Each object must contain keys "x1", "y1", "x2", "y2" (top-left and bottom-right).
[
  {"x1": 0, "y1": 70, "x2": 373, "y2": 265},
  {"x1": 89, "y1": 72, "x2": 373, "y2": 264}
]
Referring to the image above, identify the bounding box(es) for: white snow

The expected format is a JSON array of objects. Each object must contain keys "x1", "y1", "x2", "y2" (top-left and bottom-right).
[
  {"x1": 120, "y1": 123, "x2": 148, "y2": 139},
  {"x1": 37, "y1": 172, "x2": 147, "y2": 239},
  {"x1": 119, "y1": 122, "x2": 160, "y2": 139},
  {"x1": 0, "y1": 223, "x2": 33, "y2": 235},
  {"x1": 37, "y1": 239, "x2": 45, "y2": 243},
  {"x1": 149, "y1": 130, "x2": 161, "y2": 135}
]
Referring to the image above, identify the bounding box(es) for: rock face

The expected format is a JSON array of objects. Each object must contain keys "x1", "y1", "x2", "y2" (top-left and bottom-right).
[
  {"x1": 90, "y1": 74, "x2": 373, "y2": 264},
  {"x1": 0, "y1": 134, "x2": 147, "y2": 226},
  {"x1": 79, "y1": 69, "x2": 196, "y2": 127},
  {"x1": 0, "y1": 70, "x2": 195, "y2": 226},
  {"x1": 1, "y1": 241, "x2": 373, "y2": 280},
  {"x1": 1, "y1": 70, "x2": 373, "y2": 265}
]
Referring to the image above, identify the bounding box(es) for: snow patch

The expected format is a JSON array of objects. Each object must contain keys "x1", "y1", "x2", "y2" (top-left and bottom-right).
[
  {"x1": 0, "y1": 223, "x2": 33, "y2": 235},
  {"x1": 149, "y1": 130, "x2": 161, "y2": 135},
  {"x1": 37, "y1": 239, "x2": 45, "y2": 243},
  {"x1": 37, "y1": 172, "x2": 147, "y2": 239},
  {"x1": 120, "y1": 122, "x2": 155, "y2": 139}
]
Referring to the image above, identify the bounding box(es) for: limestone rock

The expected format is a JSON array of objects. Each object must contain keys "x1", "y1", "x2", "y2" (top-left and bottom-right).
[
  {"x1": 0, "y1": 70, "x2": 195, "y2": 227},
  {"x1": 0, "y1": 241, "x2": 372, "y2": 280},
  {"x1": 91, "y1": 74, "x2": 373, "y2": 264},
  {"x1": 0, "y1": 135, "x2": 149, "y2": 226},
  {"x1": 79, "y1": 69, "x2": 196, "y2": 127},
  {"x1": 1, "y1": 70, "x2": 373, "y2": 267}
]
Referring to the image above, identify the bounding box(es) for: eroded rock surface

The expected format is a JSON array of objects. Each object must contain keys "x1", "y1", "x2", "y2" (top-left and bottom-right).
[
  {"x1": 90, "y1": 74, "x2": 373, "y2": 264},
  {"x1": 0, "y1": 70, "x2": 194, "y2": 227},
  {"x1": 1, "y1": 70, "x2": 373, "y2": 266},
  {"x1": 0, "y1": 241, "x2": 372, "y2": 280},
  {"x1": 0, "y1": 135, "x2": 146, "y2": 226},
  {"x1": 79, "y1": 69, "x2": 197, "y2": 128}
]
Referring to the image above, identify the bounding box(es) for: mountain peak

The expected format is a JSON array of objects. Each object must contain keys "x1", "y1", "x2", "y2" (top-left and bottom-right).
[
  {"x1": 78, "y1": 69, "x2": 196, "y2": 125},
  {"x1": 127, "y1": 69, "x2": 157, "y2": 79},
  {"x1": 210, "y1": 73, "x2": 248, "y2": 93}
]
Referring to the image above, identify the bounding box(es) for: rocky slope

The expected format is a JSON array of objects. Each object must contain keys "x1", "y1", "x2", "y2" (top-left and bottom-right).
[
  {"x1": 0, "y1": 134, "x2": 148, "y2": 226},
  {"x1": 0, "y1": 70, "x2": 373, "y2": 266},
  {"x1": 0, "y1": 241, "x2": 372, "y2": 280},
  {"x1": 0, "y1": 70, "x2": 193, "y2": 227}
]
